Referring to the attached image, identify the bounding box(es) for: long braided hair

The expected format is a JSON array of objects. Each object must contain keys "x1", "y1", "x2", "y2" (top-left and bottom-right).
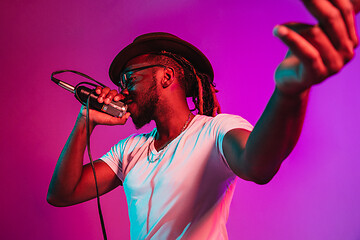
[{"x1": 147, "y1": 51, "x2": 221, "y2": 117}]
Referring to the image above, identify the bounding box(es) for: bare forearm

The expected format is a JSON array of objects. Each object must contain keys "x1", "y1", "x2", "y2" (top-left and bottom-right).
[
  {"x1": 47, "y1": 88, "x2": 129, "y2": 206},
  {"x1": 47, "y1": 114, "x2": 95, "y2": 205},
  {"x1": 239, "y1": 0, "x2": 358, "y2": 184},
  {"x1": 244, "y1": 87, "x2": 309, "y2": 182}
]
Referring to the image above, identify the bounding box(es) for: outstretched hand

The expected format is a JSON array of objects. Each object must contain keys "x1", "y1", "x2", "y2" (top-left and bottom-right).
[{"x1": 274, "y1": 0, "x2": 358, "y2": 95}]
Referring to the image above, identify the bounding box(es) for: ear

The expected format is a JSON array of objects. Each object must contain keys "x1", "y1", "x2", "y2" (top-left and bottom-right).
[{"x1": 161, "y1": 67, "x2": 175, "y2": 88}]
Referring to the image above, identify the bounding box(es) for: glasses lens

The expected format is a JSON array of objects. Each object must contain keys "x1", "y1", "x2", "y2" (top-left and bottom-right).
[
  {"x1": 119, "y1": 72, "x2": 127, "y2": 91},
  {"x1": 118, "y1": 65, "x2": 166, "y2": 91}
]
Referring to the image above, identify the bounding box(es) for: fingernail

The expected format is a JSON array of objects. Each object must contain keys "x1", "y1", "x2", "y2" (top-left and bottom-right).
[{"x1": 273, "y1": 25, "x2": 288, "y2": 37}]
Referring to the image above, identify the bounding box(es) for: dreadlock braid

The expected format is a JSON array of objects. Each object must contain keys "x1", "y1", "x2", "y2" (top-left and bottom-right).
[
  {"x1": 195, "y1": 73, "x2": 204, "y2": 114},
  {"x1": 156, "y1": 51, "x2": 221, "y2": 117}
]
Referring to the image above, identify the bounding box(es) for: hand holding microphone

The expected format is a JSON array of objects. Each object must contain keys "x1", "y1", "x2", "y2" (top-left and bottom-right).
[
  {"x1": 51, "y1": 69, "x2": 130, "y2": 126},
  {"x1": 79, "y1": 86, "x2": 131, "y2": 127}
]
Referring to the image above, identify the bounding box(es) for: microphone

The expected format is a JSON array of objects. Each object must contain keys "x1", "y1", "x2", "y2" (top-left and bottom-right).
[
  {"x1": 75, "y1": 85, "x2": 128, "y2": 118},
  {"x1": 51, "y1": 70, "x2": 128, "y2": 118}
]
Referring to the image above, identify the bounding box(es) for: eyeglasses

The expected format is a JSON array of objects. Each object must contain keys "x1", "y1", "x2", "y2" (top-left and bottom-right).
[{"x1": 118, "y1": 64, "x2": 167, "y2": 92}]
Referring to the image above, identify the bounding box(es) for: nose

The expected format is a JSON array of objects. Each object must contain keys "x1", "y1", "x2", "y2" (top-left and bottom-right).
[{"x1": 121, "y1": 88, "x2": 129, "y2": 96}]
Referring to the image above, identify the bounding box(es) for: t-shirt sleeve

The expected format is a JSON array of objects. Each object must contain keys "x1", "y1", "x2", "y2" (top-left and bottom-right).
[
  {"x1": 212, "y1": 114, "x2": 253, "y2": 167},
  {"x1": 100, "y1": 136, "x2": 131, "y2": 182}
]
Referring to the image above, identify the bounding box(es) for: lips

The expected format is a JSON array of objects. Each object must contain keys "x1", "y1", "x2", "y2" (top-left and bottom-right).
[
  {"x1": 127, "y1": 102, "x2": 134, "y2": 109},
  {"x1": 123, "y1": 99, "x2": 134, "y2": 114},
  {"x1": 123, "y1": 98, "x2": 133, "y2": 105}
]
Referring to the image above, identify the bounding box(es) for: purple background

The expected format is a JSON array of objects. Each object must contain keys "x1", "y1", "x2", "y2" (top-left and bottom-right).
[{"x1": 1, "y1": 0, "x2": 359, "y2": 239}]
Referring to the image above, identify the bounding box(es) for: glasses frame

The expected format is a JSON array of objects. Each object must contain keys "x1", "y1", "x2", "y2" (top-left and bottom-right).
[{"x1": 118, "y1": 64, "x2": 167, "y2": 92}]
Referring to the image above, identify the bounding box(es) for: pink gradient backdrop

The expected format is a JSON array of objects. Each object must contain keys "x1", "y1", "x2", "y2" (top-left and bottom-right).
[{"x1": 1, "y1": 0, "x2": 359, "y2": 239}]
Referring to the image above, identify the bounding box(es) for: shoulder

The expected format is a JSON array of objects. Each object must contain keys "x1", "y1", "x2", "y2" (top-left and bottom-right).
[
  {"x1": 195, "y1": 113, "x2": 253, "y2": 132},
  {"x1": 186, "y1": 114, "x2": 252, "y2": 147}
]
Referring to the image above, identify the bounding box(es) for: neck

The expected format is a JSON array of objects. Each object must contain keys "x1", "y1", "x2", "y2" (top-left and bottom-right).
[{"x1": 153, "y1": 102, "x2": 194, "y2": 150}]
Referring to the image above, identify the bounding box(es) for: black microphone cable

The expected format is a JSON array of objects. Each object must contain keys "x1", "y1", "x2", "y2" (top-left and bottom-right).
[
  {"x1": 51, "y1": 70, "x2": 110, "y2": 240},
  {"x1": 86, "y1": 94, "x2": 107, "y2": 240}
]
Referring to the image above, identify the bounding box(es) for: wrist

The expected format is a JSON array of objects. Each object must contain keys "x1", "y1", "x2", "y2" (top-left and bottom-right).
[
  {"x1": 274, "y1": 86, "x2": 310, "y2": 107},
  {"x1": 76, "y1": 111, "x2": 97, "y2": 132},
  {"x1": 275, "y1": 85, "x2": 310, "y2": 101}
]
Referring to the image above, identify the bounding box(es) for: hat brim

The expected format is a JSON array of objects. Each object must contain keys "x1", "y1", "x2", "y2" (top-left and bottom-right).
[{"x1": 109, "y1": 32, "x2": 214, "y2": 92}]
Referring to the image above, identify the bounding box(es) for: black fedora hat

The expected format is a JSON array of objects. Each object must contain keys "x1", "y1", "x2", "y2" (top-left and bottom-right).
[{"x1": 109, "y1": 32, "x2": 214, "y2": 88}]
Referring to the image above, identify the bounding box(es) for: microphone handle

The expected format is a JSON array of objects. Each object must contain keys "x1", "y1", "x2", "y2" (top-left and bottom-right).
[{"x1": 76, "y1": 86, "x2": 128, "y2": 118}]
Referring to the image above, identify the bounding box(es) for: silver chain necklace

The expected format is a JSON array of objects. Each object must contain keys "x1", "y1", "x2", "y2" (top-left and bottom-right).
[{"x1": 147, "y1": 112, "x2": 192, "y2": 163}]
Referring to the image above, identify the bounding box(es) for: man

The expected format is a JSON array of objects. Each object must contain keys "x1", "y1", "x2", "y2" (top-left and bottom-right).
[{"x1": 47, "y1": 1, "x2": 358, "y2": 239}]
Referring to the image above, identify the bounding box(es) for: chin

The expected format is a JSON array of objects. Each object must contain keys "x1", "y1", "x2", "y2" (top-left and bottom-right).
[
  {"x1": 130, "y1": 110, "x2": 152, "y2": 130},
  {"x1": 131, "y1": 117, "x2": 151, "y2": 130}
]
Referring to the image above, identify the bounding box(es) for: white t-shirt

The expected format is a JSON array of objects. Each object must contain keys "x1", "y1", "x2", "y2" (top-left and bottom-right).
[{"x1": 101, "y1": 114, "x2": 253, "y2": 240}]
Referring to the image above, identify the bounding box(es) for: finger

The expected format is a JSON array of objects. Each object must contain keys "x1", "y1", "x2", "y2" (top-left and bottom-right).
[
  {"x1": 104, "y1": 89, "x2": 119, "y2": 104},
  {"x1": 104, "y1": 112, "x2": 131, "y2": 125},
  {"x1": 95, "y1": 86, "x2": 103, "y2": 95},
  {"x1": 285, "y1": 22, "x2": 355, "y2": 63},
  {"x1": 119, "y1": 112, "x2": 131, "y2": 124},
  {"x1": 274, "y1": 25, "x2": 328, "y2": 81},
  {"x1": 113, "y1": 93, "x2": 125, "y2": 102},
  {"x1": 286, "y1": 24, "x2": 348, "y2": 74},
  {"x1": 98, "y1": 87, "x2": 110, "y2": 103},
  {"x1": 332, "y1": 0, "x2": 358, "y2": 46},
  {"x1": 301, "y1": 0, "x2": 355, "y2": 56},
  {"x1": 118, "y1": 112, "x2": 131, "y2": 125}
]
